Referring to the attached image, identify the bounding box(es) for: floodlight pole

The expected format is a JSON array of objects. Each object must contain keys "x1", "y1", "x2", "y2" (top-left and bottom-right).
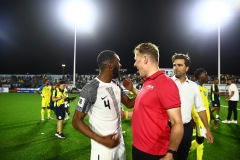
[
  {"x1": 73, "y1": 25, "x2": 76, "y2": 87},
  {"x1": 218, "y1": 19, "x2": 221, "y2": 84},
  {"x1": 62, "y1": 64, "x2": 66, "y2": 75}
]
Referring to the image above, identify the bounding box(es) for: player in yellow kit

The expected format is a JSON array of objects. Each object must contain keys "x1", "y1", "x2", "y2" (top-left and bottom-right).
[
  {"x1": 38, "y1": 79, "x2": 53, "y2": 121},
  {"x1": 190, "y1": 68, "x2": 217, "y2": 160}
]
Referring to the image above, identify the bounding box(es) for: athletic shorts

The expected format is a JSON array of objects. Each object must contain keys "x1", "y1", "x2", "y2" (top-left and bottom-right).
[
  {"x1": 211, "y1": 100, "x2": 220, "y2": 108},
  {"x1": 41, "y1": 98, "x2": 50, "y2": 107},
  {"x1": 55, "y1": 105, "x2": 65, "y2": 120},
  {"x1": 49, "y1": 102, "x2": 55, "y2": 110},
  {"x1": 90, "y1": 134, "x2": 126, "y2": 160}
]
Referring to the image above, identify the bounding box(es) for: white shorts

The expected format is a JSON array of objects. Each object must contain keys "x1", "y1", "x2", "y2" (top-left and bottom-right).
[{"x1": 90, "y1": 135, "x2": 125, "y2": 160}]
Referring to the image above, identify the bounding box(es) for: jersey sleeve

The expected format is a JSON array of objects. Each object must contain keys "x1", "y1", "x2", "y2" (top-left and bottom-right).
[
  {"x1": 193, "y1": 83, "x2": 206, "y2": 112},
  {"x1": 76, "y1": 81, "x2": 98, "y2": 113},
  {"x1": 159, "y1": 78, "x2": 181, "y2": 109}
]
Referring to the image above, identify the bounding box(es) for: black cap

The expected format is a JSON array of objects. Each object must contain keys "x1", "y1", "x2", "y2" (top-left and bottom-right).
[{"x1": 59, "y1": 80, "x2": 66, "y2": 85}]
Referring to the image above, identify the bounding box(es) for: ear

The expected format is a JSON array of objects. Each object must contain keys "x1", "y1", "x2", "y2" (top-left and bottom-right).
[
  {"x1": 107, "y1": 62, "x2": 113, "y2": 69},
  {"x1": 144, "y1": 55, "x2": 148, "y2": 64},
  {"x1": 186, "y1": 66, "x2": 189, "y2": 72}
]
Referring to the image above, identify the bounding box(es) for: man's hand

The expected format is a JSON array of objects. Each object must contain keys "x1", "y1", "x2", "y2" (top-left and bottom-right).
[
  {"x1": 160, "y1": 153, "x2": 174, "y2": 160},
  {"x1": 123, "y1": 79, "x2": 133, "y2": 91},
  {"x1": 99, "y1": 133, "x2": 120, "y2": 148},
  {"x1": 206, "y1": 128, "x2": 214, "y2": 144},
  {"x1": 225, "y1": 97, "x2": 230, "y2": 101}
]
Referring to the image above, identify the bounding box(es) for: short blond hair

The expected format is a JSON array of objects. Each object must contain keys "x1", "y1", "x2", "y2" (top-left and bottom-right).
[{"x1": 134, "y1": 42, "x2": 159, "y2": 62}]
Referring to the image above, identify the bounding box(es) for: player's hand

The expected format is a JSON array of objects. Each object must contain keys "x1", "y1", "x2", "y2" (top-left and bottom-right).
[
  {"x1": 100, "y1": 133, "x2": 120, "y2": 148},
  {"x1": 206, "y1": 128, "x2": 214, "y2": 144},
  {"x1": 123, "y1": 79, "x2": 133, "y2": 91}
]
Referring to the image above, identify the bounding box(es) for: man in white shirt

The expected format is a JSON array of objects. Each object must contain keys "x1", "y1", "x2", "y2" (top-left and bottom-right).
[
  {"x1": 171, "y1": 53, "x2": 214, "y2": 160},
  {"x1": 222, "y1": 78, "x2": 239, "y2": 124}
]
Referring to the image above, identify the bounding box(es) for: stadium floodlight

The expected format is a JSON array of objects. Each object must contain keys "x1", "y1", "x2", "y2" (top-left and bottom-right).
[
  {"x1": 62, "y1": 64, "x2": 66, "y2": 75},
  {"x1": 59, "y1": 0, "x2": 97, "y2": 87},
  {"x1": 192, "y1": 0, "x2": 233, "y2": 84}
]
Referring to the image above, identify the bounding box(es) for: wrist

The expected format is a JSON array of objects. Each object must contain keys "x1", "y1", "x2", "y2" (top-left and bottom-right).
[{"x1": 167, "y1": 149, "x2": 177, "y2": 159}]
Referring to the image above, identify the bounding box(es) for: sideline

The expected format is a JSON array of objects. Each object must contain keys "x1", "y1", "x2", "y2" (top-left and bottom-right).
[{"x1": 221, "y1": 105, "x2": 240, "y2": 111}]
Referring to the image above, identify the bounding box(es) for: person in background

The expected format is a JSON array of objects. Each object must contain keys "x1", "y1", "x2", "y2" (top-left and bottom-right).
[
  {"x1": 52, "y1": 80, "x2": 67, "y2": 139},
  {"x1": 72, "y1": 50, "x2": 135, "y2": 160},
  {"x1": 49, "y1": 82, "x2": 58, "y2": 113},
  {"x1": 190, "y1": 68, "x2": 218, "y2": 160},
  {"x1": 171, "y1": 53, "x2": 214, "y2": 160},
  {"x1": 38, "y1": 79, "x2": 54, "y2": 121},
  {"x1": 222, "y1": 78, "x2": 239, "y2": 124},
  {"x1": 210, "y1": 78, "x2": 224, "y2": 120}
]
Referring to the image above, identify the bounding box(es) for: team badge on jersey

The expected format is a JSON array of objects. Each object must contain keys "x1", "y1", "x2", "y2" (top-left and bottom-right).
[
  {"x1": 78, "y1": 97, "x2": 85, "y2": 108},
  {"x1": 146, "y1": 85, "x2": 154, "y2": 90}
]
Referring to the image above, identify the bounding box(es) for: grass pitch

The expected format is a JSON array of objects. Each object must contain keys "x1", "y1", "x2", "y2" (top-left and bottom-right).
[{"x1": 0, "y1": 93, "x2": 239, "y2": 160}]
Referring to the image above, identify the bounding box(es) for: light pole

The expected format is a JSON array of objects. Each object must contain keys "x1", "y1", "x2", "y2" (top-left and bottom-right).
[
  {"x1": 218, "y1": 19, "x2": 221, "y2": 83},
  {"x1": 59, "y1": 0, "x2": 97, "y2": 87},
  {"x1": 73, "y1": 26, "x2": 76, "y2": 87},
  {"x1": 193, "y1": 0, "x2": 232, "y2": 84},
  {"x1": 62, "y1": 64, "x2": 66, "y2": 75}
]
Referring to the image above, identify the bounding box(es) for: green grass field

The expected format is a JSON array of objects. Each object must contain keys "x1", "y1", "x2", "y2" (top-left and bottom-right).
[{"x1": 0, "y1": 93, "x2": 239, "y2": 160}]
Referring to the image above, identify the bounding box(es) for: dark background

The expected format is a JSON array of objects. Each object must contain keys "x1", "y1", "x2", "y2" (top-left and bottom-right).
[{"x1": 1, "y1": 0, "x2": 240, "y2": 75}]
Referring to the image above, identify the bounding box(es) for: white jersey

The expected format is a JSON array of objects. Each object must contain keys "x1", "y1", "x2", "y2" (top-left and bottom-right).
[{"x1": 76, "y1": 78, "x2": 126, "y2": 153}]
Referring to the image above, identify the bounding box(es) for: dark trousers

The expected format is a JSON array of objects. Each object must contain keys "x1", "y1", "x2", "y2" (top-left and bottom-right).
[
  {"x1": 176, "y1": 122, "x2": 193, "y2": 160},
  {"x1": 132, "y1": 145, "x2": 164, "y2": 160},
  {"x1": 227, "y1": 101, "x2": 238, "y2": 120}
]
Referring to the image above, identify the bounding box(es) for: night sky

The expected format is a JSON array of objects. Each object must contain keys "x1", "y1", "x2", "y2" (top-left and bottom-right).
[{"x1": 1, "y1": 0, "x2": 240, "y2": 75}]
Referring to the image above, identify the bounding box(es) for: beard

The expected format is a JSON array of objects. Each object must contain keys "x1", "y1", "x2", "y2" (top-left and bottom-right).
[{"x1": 113, "y1": 66, "x2": 120, "y2": 79}]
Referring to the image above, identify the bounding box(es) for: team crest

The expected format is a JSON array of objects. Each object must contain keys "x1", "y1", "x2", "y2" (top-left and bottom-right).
[
  {"x1": 78, "y1": 97, "x2": 85, "y2": 108},
  {"x1": 146, "y1": 85, "x2": 154, "y2": 90}
]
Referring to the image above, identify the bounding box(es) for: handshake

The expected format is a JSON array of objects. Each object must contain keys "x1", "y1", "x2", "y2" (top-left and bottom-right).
[{"x1": 65, "y1": 96, "x2": 77, "y2": 102}]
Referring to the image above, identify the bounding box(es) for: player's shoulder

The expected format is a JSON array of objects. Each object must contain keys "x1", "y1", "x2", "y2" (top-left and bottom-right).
[{"x1": 82, "y1": 78, "x2": 99, "y2": 92}]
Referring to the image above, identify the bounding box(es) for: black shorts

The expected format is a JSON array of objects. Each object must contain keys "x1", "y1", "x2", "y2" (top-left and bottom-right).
[
  {"x1": 49, "y1": 102, "x2": 55, "y2": 110},
  {"x1": 55, "y1": 105, "x2": 65, "y2": 120},
  {"x1": 211, "y1": 100, "x2": 220, "y2": 107}
]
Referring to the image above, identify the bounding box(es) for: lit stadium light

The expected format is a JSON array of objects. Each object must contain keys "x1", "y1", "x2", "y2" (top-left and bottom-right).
[
  {"x1": 191, "y1": 0, "x2": 233, "y2": 31},
  {"x1": 59, "y1": 0, "x2": 98, "y2": 33},
  {"x1": 59, "y1": 0, "x2": 98, "y2": 87},
  {"x1": 62, "y1": 64, "x2": 66, "y2": 75},
  {"x1": 191, "y1": 0, "x2": 234, "y2": 84}
]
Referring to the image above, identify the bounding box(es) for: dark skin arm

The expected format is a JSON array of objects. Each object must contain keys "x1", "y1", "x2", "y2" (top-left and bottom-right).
[
  {"x1": 121, "y1": 95, "x2": 135, "y2": 109},
  {"x1": 123, "y1": 79, "x2": 140, "y2": 95},
  {"x1": 72, "y1": 110, "x2": 120, "y2": 148}
]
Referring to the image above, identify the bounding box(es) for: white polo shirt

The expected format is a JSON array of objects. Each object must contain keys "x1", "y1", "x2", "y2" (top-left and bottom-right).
[
  {"x1": 172, "y1": 76, "x2": 206, "y2": 124},
  {"x1": 228, "y1": 83, "x2": 239, "y2": 101}
]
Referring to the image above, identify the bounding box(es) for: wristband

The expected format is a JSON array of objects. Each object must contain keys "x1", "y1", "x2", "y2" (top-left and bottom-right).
[
  {"x1": 167, "y1": 149, "x2": 177, "y2": 159},
  {"x1": 125, "y1": 111, "x2": 129, "y2": 119}
]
